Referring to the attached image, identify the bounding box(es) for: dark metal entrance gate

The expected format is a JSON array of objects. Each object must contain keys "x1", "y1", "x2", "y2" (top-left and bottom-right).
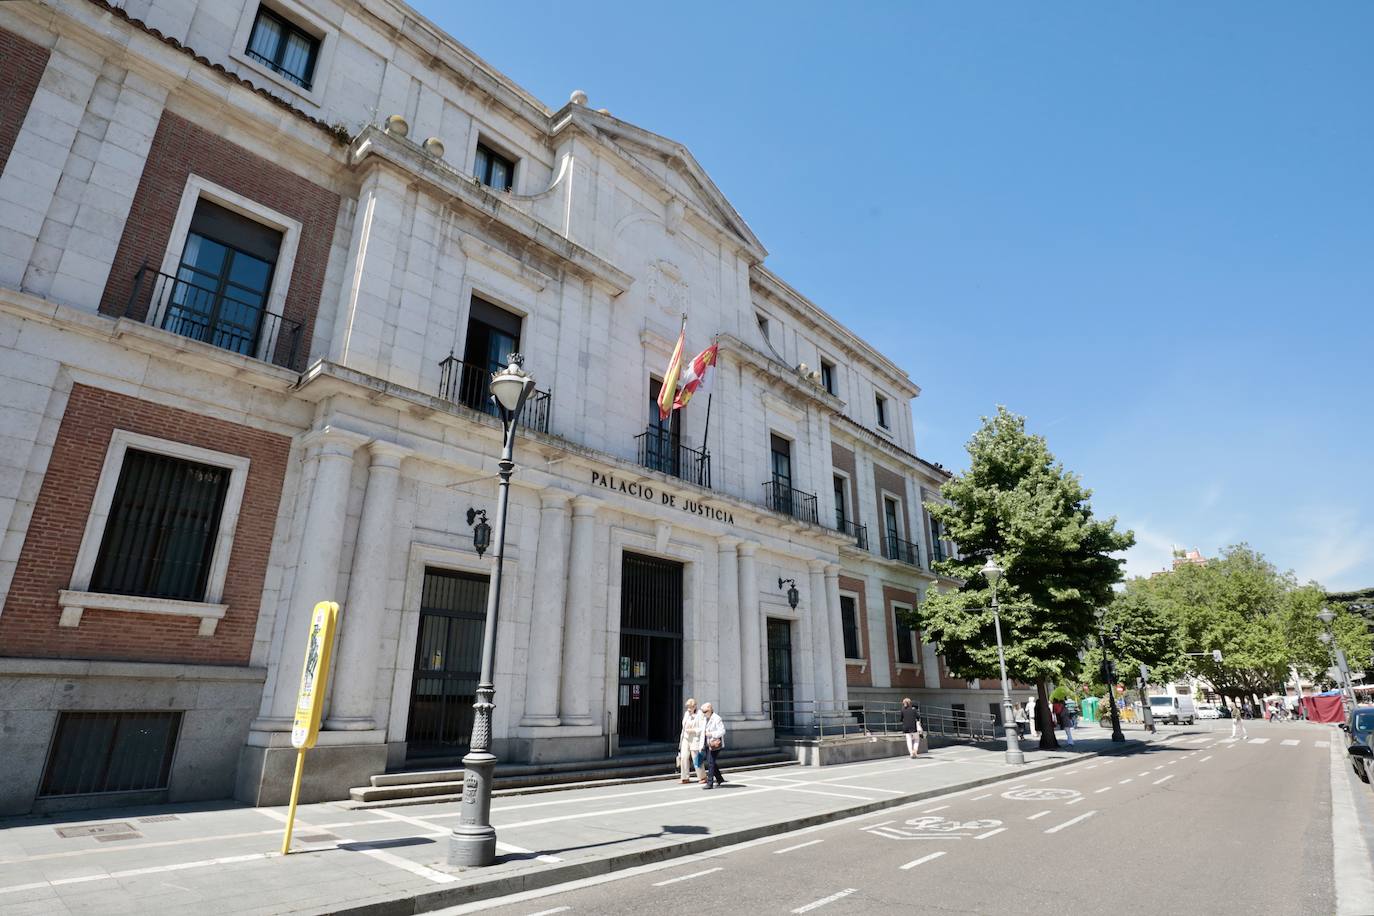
[
  {"x1": 617, "y1": 552, "x2": 683, "y2": 746},
  {"x1": 767, "y1": 618, "x2": 795, "y2": 730},
  {"x1": 406, "y1": 568, "x2": 488, "y2": 760}
]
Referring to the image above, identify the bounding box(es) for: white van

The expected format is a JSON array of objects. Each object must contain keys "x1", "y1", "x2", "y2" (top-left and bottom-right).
[{"x1": 1148, "y1": 694, "x2": 1196, "y2": 725}]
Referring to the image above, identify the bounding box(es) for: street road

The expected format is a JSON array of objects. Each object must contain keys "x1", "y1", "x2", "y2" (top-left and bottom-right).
[{"x1": 458, "y1": 722, "x2": 1363, "y2": 916}]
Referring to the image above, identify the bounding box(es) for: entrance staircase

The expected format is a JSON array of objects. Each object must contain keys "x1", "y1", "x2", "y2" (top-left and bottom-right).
[{"x1": 347, "y1": 744, "x2": 794, "y2": 806}]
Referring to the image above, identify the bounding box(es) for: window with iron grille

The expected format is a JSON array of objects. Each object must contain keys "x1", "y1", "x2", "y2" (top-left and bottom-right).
[
  {"x1": 893, "y1": 604, "x2": 916, "y2": 665},
  {"x1": 89, "y1": 449, "x2": 231, "y2": 601},
  {"x1": 246, "y1": 6, "x2": 320, "y2": 88},
  {"x1": 840, "y1": 595, "x2": 861, "y2": 659},
  {"x1": 40, "y1": 711, "x2": 182, "y2": 797},
  {"x1": 474, "y1": 142, "x2": 515, "y2": 191}
]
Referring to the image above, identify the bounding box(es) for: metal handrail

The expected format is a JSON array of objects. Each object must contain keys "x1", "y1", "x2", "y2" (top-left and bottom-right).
[
  {"x1": 437, "y1": 352, "x2": 551, "y2": 434},
  {"x1": 763, "y1": 479, "x2": 819, "y2": 525},
  {"x1": 634, "y1": 426, "x2": 711, "y2": 489},
  {"x1": 882, "y1": 534, "x2": 921, "y2": 567},
  {"x1": 834, "y1": 518, "x2": 869, "y2": 550},
  {"x1": 765, "y1": 699, "x2": 997, "y2": 742},
  {"x1": 126, "y1": 266, "x2": 303, "y2": 370}
]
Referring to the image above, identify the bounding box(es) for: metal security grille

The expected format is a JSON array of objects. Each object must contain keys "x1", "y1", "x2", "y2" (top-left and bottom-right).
[
  {"x1": 767, "y1": 619, "x2": 795, "y2": 730},
  {"x1": 89, "y1": 449, "x2": 230, "y2": 601},
  {"x1": 617, "y1": 553, "x2": 683, "y2": 746},
  {"x1": 406, "y1": 568, "x2": 489, "y2": 759},
  {"x1": 40, "y1": 711, "x2": 181, "y2": 797}
]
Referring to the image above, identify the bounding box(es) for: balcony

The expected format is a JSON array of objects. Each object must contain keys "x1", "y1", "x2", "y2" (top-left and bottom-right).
[
  {"x1": 882, "y1": 534, "x2": 921, "y2": 567},
  {"x1": 437, "y1": 352, "x2": 551, "y2": 434},
  {"x1": 635, "y1": 426, "x2": 711, "y2": 489},
  {"x1": 834, "y1": 517, "x2": 869, "y2": 551},
  {"x1": 763, "y1": 479, "x2": 819, "y2": 525},
  {"x1": 127, "y1": 267, "x2": 303, "y2": 370}
]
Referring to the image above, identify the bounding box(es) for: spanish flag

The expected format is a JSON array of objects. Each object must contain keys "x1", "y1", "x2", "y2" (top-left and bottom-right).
[
  {"x1": 657, "y1": 318, "x2": 686, "y2": 420},
  {"x1": 673, "y1": 343, "x2": 718, "y2": 410}
]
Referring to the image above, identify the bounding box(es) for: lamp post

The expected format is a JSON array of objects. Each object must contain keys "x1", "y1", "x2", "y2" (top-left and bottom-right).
[
  {"x1": 980, "y1": 557, "x2": 1024, "y2": 765},
  {"x1": 450, "y1": 354, "x2": 538, "y2": 868},
  {"x1": 1317, "y1": 607, "x2": 1356, "y2": 706},
  {"x1": 1095, "y1": 609, "x2": 1125, "y2": 743}
]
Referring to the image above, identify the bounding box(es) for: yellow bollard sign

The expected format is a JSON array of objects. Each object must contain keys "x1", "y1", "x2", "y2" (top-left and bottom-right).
[{"x1": 281, "y1": 601, "x2": 340, "y2": 854}]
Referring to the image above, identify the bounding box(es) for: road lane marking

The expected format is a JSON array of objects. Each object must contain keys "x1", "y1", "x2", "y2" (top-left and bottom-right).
[
  {"x1": 1119, "y1": 779, "x2": 1133, "y2": 784},
  {"x1": 1138, "y1": 771, "x2": 1151, "y2": 777},
  {"x1": 1094, "y1": 787, "x2": 1112, "y2": 793},
  {"x1": 793, "y1": 888, "x2": 857, "y2": 912},
  {"x1": 1027, "y1": 810, "x2": 1051, "y2": 820},
  {"x1": 1154, "y1": 765, "x2": 1166, "y2": 770},
  {"x1": 1066, "y1": 798, "x2": 1084, "y2": 806},
  {"x1": 1038, "y1": 776, "x2": 1055, "y2": 782},
  {"x1": 357, "y1": 847, "x2": 460, "y2": 884},
  {"x1": 920, "y1": 805, "x2": 950, "y2": 813},
  {"x1": 1044, "y1": 811, "x2": 1096, "y2": 834},
  {"x1": 1153, "y1": 774, "x2": 1175, "y2": 785},
  {"x1": 524, "y1": 908, "x2": 570, "y2": 916},
  {"x1": 975, "y1": 827, "x2": 1007, "y2": 840},
  {"x1": 653, "y1": 867, "x2": 723, "y2": 887},
  {"x1": 774, "y1": 840, "x2": 825, "y2": 855},
  {"x1": 1248, "y1": 738, "x2": 1270, "y2": 744},
  {"x1": 1281, "y1": 739, "x2": 1300, "y2": 746},
  {"x1": 972, "y1": 793, "x2": 992, "y2": 800},
  {"x1": 900, "y1": 852, "x2": 946, "y2": 870},
  {"x1": 1083, "y1": 765, "x2": 1098, "y2": 770},
  {"x1": 1200, "y1": 755, "x2": 1213, "y2": 762}
]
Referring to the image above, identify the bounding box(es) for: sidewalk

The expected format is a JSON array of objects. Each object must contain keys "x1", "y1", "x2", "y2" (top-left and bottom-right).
[{"x1": 0, "y1": 733, "x2": 1155, "y2": 915}]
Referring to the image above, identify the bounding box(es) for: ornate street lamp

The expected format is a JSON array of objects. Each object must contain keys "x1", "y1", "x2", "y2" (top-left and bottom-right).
[
  {"x1": 778, "y1": 578, "x2": 800, "y2": 610},
  {"x1": 466, "y1": 508, "x2": 491, "y2": 558},
  {"x1": 450, "y1": 354, "x2": 538, "y2": 868},
  {"x1": 1317, "y1": 607, "x2": 1356, "y2": 705},
  {"x1": 980, "y1": 557, "x2": 1024, "y2": 764},
  {"x1": 1095, "y1": 608, "x2": 1126, "y2": 743}
]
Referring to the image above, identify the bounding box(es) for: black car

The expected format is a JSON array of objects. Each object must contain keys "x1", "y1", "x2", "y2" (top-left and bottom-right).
[{"x1": 1342, "y1": 706, "x2": 1374, "y2": 782}]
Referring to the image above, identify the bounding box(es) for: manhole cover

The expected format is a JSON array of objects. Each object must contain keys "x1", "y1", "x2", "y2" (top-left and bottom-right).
[
  {"x1": 55, "y1": 822, "x2": 137, "y2": 838},
  {"x1": 137, "y1": 815, "x2": 180, "y2": 824},
  {"x1": 94, "y1": 833, "x2": 143, "y2": 843}
]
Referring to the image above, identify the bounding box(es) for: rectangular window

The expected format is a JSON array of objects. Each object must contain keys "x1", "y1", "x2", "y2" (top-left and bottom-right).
[
  {"x1": 474, "y1": 142, "x2": 515, "y2": 192},
  {"x1": 456, "y1": 296, "x2": 523, "y2": 413},
  {"x1": 840, "y1": 595, "x2": 861, "y2": 659},
  {"x1": 820, "y1": 359, "x2": 835, "y2": 395},
  {"x1": 833, "y1": 475, "x2": 847, "y2": 529},
  {"x1": 893, "y1": 604, "x2": 915, "y2": 665},
  {"x1": 246, "y1": 6, "x2": 319, "y2": 88},
  {"x1": 40, "y1": 711, "x2": 181, "y2": 797},
  {"x1": 89, "y1": 450, "x2": 231, "y2": 602},
  {"x1": 930, "y1": 517, "x2": 945, "y2": 562},
  {"x1": 875, "y1": 393, "x2": 889, "y2": 429},
  {"x1": 883, "y1": 497, "x2": 901, "y2": 559}
]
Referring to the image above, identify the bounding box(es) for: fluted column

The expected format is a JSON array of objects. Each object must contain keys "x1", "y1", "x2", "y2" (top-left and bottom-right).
[
  {"x1": 825, "y1": 563, "x2": 849, "y2": 711},
  {"x1": 808, "y1": 559, "x2": 834, "y2": 708},
  {"x1": 326, "y1": 440, "x2": 409, "y2": 730},
  {"x1": 558, "y1": 496, "x2": 599, "y2": 725},
  {"x1": 738, "y1": 541, "x2": 765, "y2": 719},
  {"x1": 716, "y1": 537, "x2": 743, "y2": 720},
  {"x1": 521, "y1": 490, "x2": 573, "y2": 726},
  {"x1": 264, "y1": 427, "x2": 366, "y2": 726}
]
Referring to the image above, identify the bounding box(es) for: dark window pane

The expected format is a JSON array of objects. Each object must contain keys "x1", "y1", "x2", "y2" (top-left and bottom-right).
[
  {"x1": 246, "y1": 6, "x2": 318, "y2": 88},
  {"x1": 40, "y1": 711, "x2": 181, "y2": 796},
  {"x1": 894, "y1": 607, "x2": 915, "y2": 665},
  {"x1": 841, "y1": 595, "x2": 860, "y2": 659},
  {"x1": 475, "y1": 143, "x2": 515, "y2": 191}
]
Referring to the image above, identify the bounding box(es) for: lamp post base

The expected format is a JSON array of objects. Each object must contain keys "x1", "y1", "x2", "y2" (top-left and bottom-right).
[{"x1": 448, "y1": 751, "x2": 497, "y2": 867}]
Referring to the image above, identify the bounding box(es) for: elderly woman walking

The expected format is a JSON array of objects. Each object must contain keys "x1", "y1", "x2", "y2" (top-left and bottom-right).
[
  {"x1": 700, "y1": 702, "x2": 727, "y2": 789},
  {"x1": 678, "y1": 698, "x2": 704, "y2": 784},
  {"x1": 900, "y1": 698, "x2": 924, "y2": 758}
]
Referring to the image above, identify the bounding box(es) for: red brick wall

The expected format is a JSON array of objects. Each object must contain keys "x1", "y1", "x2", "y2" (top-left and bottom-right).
[
  {"x1": 0, "y1": 29, "x2": 50, "y2": 176},
  {"x1": 99, "y1": 111, "x2": 341, "y2": 365},
  {"x1": 838, "y1": 574, "x2": 870, "y2": 688},
  {"x1": 830, "y1": 443, "x2": 859, "y2": 526},
  {"x1": 872, "y1": 462, "x2": 913, "y2": 548},
  {"x1": 882, "y1": 584, "x2": 923, "y2": 690},
  {"x1": 0, "y1": 384, "x2": 291, "y2": 665}
]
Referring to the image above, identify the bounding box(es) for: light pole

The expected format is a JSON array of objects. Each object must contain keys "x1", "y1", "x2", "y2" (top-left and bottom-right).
[
  {"x1": 1317, "y1": 606, "x2": 1356, "y2": 707},
  {"x1": 1095, "y1": 609, "x2": 1125, "y2": 742},
  {"x1": 450, "y1": 354, "x2": 538, "y2": 868},
  {"x1": 980, "y1": 557, "x2": 1024, "y2": 765}
]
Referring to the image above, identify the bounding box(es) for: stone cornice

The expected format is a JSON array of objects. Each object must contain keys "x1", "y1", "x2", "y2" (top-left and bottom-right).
[{"x1": 717, "y1": 333, "x2": 845, "y2": 414}]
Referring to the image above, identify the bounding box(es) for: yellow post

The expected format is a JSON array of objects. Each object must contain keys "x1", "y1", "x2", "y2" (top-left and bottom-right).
[
  {"x1": 279, "y1": 601, "x2": 340, "y2": 855},
  {"x1": 280, "y1": 748, "x2": 306, "y2": 855}
]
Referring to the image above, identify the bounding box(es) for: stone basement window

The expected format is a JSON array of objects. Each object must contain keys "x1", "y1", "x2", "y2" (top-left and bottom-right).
[{"x1": 59, "y1": 431, "x2": 250, "y2": 636}]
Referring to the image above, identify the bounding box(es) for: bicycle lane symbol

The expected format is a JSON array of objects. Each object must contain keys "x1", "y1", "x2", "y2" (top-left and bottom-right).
[
  {"x1": 1001, "y1": 787, "x2": 1080, "y2": 802},
  {"x1": 864, "y1": 816, "x2": 1004, "y2": 840}
]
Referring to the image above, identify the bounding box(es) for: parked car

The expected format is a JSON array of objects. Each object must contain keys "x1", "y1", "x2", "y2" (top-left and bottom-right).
[
  {"x1": 1342, "y1": 706, "x2": 1374, "y2": 782},
  {"x1": 1148, "y1": 694, "x2": 1197, "y2": 725},
  {"x1": 1196, "y1": 703, "x2": 1221, "y2": 720}
]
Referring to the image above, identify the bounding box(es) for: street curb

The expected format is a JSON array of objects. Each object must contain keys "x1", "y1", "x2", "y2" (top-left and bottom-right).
[{"x1": 323, "y1": 739, "x2": 1147, "y2": 916}]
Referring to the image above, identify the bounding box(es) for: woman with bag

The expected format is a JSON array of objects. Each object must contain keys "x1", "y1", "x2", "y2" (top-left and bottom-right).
[
  {"x1": 700, "y1": 702, "x2": 726, "y2": 789},
  {"x1": 900, "y1": 698, "x2": 924, "y2": 758},
  {"x1": 678, "y1": 698, "x2": 704, "y2": 784}
]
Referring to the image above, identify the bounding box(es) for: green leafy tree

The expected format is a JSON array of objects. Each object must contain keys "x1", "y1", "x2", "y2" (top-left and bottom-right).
[
  {"x1": 912, "y1": 407, "x2": 1135, "y2": 749},
  {"x1": 1083, "y1": 578, "x2": 1188, "y2": 700}
]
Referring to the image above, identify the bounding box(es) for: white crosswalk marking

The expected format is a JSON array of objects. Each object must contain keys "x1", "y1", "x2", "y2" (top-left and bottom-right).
[
  {"x1": 1248, "y1": 738, "x2": 1270, "y2": 744},
  {"x1": 1281, "y1": 739, "x2": 1300, "y2": 746}
]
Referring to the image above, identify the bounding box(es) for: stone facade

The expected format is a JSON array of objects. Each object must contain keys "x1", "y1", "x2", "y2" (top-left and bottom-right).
[{"x1": 0, "y1": 0, "x2": 1024, "y2": 815}]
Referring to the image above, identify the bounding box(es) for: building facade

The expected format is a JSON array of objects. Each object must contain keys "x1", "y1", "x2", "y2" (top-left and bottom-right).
[{"x1": 0, "y1": 0, "x2": 1019, "y2": 815}]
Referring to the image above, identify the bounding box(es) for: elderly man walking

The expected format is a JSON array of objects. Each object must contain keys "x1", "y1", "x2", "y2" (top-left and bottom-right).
[{"x1": 700, "y1": 702, "x2": 727, "y2": 789}]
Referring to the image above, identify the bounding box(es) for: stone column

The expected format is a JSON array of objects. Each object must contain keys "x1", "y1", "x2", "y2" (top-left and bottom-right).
[
  {"x1": 520, "y1": 490, "x2": 573, "y2": 726},
  {"x1": 825, "y1": 563, "x2": 849, "y2": 711},
  {"x1": 807, "y1": 560, "x2": 834, "y2": 709},
  {"x1": 716, "y1": 537, "x2": 743, "y2": 720},
  {"x1": 558, "y1": 496, "x2": 599, "y2": 726},
  {"x1": 738, "y1": 541, "x2": 765, "y2": 719},
  {"x1": 263, "y1": 427, "x2": 366, "y2": 726},
  {"x1": 324, "y1": 440, "x2": 408, "y2": 730}
]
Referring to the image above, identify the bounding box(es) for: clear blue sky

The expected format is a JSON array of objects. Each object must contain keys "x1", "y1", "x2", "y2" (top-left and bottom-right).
[{"x1": 413, "y1": 1, "x2": 1373, "y2": 590}]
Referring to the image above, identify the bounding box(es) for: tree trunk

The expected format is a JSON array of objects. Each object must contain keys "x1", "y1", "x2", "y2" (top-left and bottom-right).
[{"x1": 1036, "y1": 680, "x2": 1059, "y2": 750}]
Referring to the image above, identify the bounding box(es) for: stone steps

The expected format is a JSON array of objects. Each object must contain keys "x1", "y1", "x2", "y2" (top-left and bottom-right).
[{"x1": 347, "y1": 748, "x2": 795, "y2": 806}]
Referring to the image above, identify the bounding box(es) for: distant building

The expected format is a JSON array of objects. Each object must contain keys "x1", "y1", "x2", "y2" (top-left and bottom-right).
[{"x1": 1171, "y1": 548, "x2": 1208, "y2": 570}]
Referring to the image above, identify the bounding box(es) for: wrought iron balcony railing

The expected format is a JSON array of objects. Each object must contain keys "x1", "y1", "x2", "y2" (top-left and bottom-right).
[
  {"x1": 635, "y1": 426, "x2": 711, "y2": 489},
  {"x1": 834, "y1": 518, "x2": 869, "y2": 551},
  {"x1": 882, "y1": 533, "x2": 921, "y2": 567},
  {"x1": 763, "y1": 479, "x2": 819, "y2": 525},
  {"x1": 437, "y1": 352, "x2": 551, "y2": 434},
  {"x1": 126, "y1": 266, "x2": 303, "y2": 370}
]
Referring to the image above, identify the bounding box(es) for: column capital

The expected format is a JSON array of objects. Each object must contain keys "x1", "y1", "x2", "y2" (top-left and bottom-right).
[
  {"x1": 571, "y1": 494, "x2": 601, "y2": 518},
  {"x1": 301, "y1": 426, "x2": 369, "y2": 459},
  {"x1": 540, "y1": 488, "x2": 574, "y2": 510},
  {"x1": 717, "y1": 535, "x2": 741, "y2": 552},
  {"x1": 807, "y1": 557, "x2": 828, "y2": 573},
  {"x1": 824, "y1": 562, "x2": 842, "y2": 579},
  {"x1": 737, "y1": 540, "x2": 759, "y2": 558},
  {"x1": 365, "y1": 438, "x2": 412, "y2": 467}
]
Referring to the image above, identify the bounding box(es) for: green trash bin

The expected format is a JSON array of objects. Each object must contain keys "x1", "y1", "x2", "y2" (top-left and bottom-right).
[{"x1": 1082, "y1": 696, "x2": 1100, "y2": 725}]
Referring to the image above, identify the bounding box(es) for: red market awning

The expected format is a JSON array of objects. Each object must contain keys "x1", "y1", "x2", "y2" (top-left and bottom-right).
[{"x1": 1300, "y1": 694, "x2": 1345, "y2": 724}]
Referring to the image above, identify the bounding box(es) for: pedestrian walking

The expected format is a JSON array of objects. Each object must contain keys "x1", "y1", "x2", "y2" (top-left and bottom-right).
[
  {"x1": 700, "y1": 702, "x2": 726, "y2": 789},
  {"x1": 1057, "y1": 700, "x2": 1076, "y2": 747},
  {"x1": 678, "y1": 698, "x2": 704, "y2": 784},
  {"x1": 1026, "y1": 696, "x2": 1038, "y2": 737},
  {"x1": 1013, "y1": 702, "x2": 1028, "y2": 737},
  {"x1": 1230, "y1": 708, "x2": 1249, "y2": 739},
  {"x1": 900, "y1": 698, "x2": 924, "y2": 758}
]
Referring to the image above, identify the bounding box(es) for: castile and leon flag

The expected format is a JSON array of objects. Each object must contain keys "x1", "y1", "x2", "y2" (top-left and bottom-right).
[{"x1": 656, "y1": 316, "x2": 719, "y2": 419}]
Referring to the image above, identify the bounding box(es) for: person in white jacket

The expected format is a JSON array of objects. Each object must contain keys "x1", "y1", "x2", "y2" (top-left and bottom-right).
[
  {"x1": 678, "y1": 698, "x2": 704, "y2": 784},
  {"x1": 700, "y1": 702, "x2": 726, "y2": 789}
]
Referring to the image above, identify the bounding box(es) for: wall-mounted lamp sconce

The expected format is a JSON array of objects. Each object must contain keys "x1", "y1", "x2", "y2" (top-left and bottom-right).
[
  {"x1": 466, "y1": 508, "x2": 491, "y2": 557},
  {"x1": 778, "y1": 577, "x2": 800, "y2": 610}
]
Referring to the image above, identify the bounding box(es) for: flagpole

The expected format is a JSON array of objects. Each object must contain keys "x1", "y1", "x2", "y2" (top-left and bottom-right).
[{"x1": 699, "y1": 335, "x2": 718, "y2": 448}]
